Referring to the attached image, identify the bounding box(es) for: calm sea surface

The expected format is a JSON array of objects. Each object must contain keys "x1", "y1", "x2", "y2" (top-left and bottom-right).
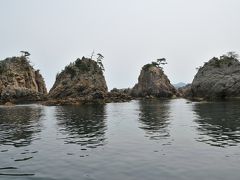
[{"x1": 0, "y1": 99, "x2": 240, "y2": 180}]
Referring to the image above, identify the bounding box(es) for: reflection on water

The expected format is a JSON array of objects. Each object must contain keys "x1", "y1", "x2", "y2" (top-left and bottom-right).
[
  {"x1": 0, "y1": 105, "x2": 43, "y2": 147},
  {"x1": 1, "y1": 100, "x2": 240, "y2": 179},
  {"x1": 194, "y1": 101, "x2": 240, "y2": 147},
  {"x1": 56, "y1": 104, "x2": 107, "y2": 149},
  {"x1": 138, "y1": 100, "x2": 171, "y2": 140}
]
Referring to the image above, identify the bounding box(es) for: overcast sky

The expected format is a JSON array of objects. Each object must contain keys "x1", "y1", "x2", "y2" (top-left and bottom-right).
[{"x1": 1, "y1": 0, "x2": 240, "y2": 91}]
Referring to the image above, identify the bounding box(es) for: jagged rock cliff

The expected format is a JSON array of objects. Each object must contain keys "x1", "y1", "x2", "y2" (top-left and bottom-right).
[
  {"x1": 0, "y1": 56, "x2": 47, "y2": 103},
  {"x1": 191, "y1": 55, "x2": 240, "y2": 99},
  {"x1": 131, "y1": 64, "x2": 176, "y2": 98},
  {"x1": 49, "y1": 57, "x2": 108, "y2": 102}
]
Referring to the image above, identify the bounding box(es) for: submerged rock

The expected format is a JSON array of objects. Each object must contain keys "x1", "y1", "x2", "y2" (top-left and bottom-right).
[
  {"x1": 49, "y1": 57, "x2": 108, "y2": 102},
  {"x1": 191, "y1": 54, "x2": 240, "y2": 99},
  {"x1": 0, "y1": 56, "x2": 47, "y2": 103},
  {"x1": 131, "y1": 64, "x2": 176, "y2": 98}
]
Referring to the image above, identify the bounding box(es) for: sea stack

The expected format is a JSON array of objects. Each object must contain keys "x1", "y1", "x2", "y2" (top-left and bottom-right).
[
  {"x1": 0, "y1": 56, "x2": 47, "y2": 103},
  {"x1": 191, "y1": 52, "x2": 240, "y2": 99},
  {"x1": 48, "y1": 57, "x2": 108, "y2": 104},
  {"x1": 131, "y1": 63, "x2": 176, "y2": 98}
]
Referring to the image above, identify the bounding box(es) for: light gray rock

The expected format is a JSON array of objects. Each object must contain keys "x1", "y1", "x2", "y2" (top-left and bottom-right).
[{"x1": 191, "y1": 56, "x2": 240, "y2": 99}]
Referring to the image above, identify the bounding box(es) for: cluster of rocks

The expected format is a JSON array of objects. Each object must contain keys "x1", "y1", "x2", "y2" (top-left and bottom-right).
[
  {"x1": 44, "y1": 57, "x2": 178, "y2": 105},
  {"x1": 1, "y1": 52, "x2": 240, "y2": 105},
  {"x1": 48, "y1": 58, "x2": 178, "y2": 104},
  {"x1": 106, "y1": 88, "x2": 132, "y2": 103}
]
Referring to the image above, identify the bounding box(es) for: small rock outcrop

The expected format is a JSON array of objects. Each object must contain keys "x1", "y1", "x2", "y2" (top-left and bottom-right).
[
  {"x1": 131, "y1": 64, "x2": 176, "y2": 98},
  {"x1": 106, "y1": 88, "x2": 132, "y2": 102},
  {"x1": 191, "y1": 54, "x2": 240, "y2": 99},
  {"x1": 48, "y1": 57, "x2": 108, "y2": 102},
  {"x1": 110, "y1": 88, "x2": 132, "y2": 95},
  {"x1": 178, "y1": 84, "x2": 191, "y2": 98},
  {"x1": 0, "y1": 56, "x2": 47, "y2": 103}
]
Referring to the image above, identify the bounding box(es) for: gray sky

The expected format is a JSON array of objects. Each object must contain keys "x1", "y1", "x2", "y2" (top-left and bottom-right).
[{"x1": 1, "y1": 0, "x2": 240, "y2": 91}]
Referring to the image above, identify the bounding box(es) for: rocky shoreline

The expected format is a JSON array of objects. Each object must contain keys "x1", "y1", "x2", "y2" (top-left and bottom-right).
[{"x1": 0, "y1": 52, "x2": 240, "y2": 106}]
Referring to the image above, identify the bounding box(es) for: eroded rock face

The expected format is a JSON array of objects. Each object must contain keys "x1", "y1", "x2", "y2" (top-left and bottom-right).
[
  {"x1": 131, "y1": 64, "x2": 176, "y2": 98},
  {"x1": 0, "y1": 56, "x2": 47, "y2": 103},
  {"x1": 49, "y1": 57, "x2": 108, "y2": 101},
  {"x1": 191, "y1": 56, "x2": 240, "y2": 99}
]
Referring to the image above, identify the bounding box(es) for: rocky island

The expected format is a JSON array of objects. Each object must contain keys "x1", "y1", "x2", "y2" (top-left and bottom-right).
[
  {"x1": 190, "y1": 52, "x2": 240, "y2": 100},
  {"x1": 47, "y1": 57, "x2": 108, "y2": 105},
  {"x1": 47, "y1": 57, "x2": 177, "y2": 105},
  {"x1": 0, "y1": 56, "x2": 47, "y2": 104},
  {"x1": 131, "y1": 60, "x2": 176, "y2": 98}
]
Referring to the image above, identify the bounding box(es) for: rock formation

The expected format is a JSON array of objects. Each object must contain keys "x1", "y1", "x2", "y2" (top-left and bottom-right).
[
  {"x1": 106, "y1": 88, "x2": 132, "y2": 102},
  {"x1": 48, "y1": 57, "x2": 108, "y2": 103},
  {"x1": 0, "y1": 56, "x2": 47, "y2": 103},
  {"x1": 191, "y1": 54, "x2": 240, "y2": 99},
  {"x1": 131, "y1": 63, "x2": 176, "y2": 98},
  {"x1": 178, "y1": 84, "x2": 191, "y2": 98}
]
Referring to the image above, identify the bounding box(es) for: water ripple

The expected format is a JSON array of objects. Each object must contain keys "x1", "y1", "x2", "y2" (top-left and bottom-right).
[
  {"x1": 0, "y1": 106, "x2": 44, "y2": 148},
  {"x1": 138, "y1": 100, "x2": 171, "y2": 140},
  {"x1": 194, "y1": 101, "x2": 240, "y2": 147},
  {"x1": 55, "y1": 105, "x2": 107, "y2": 149}
]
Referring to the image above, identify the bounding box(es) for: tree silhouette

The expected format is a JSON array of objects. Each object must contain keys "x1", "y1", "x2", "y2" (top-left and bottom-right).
[
  {"x1": 20, "y1": 51, "x2": 31, "y2": 57},
  {"x1": 151, "y1": 58, "x2": 167, "y2": 69},
  {"x1": 226, "y1": 51, "x2": 239, "y2": 60},
  {"x1": 96, "y1": 53, "x2": 105, "y2": 71},
  {"x1": 157, "y1": 58, "x2": 167, "y2": 67}
]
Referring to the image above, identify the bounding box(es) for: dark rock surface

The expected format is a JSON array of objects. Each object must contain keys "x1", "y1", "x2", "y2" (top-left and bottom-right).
[
  {"x1": 178, "y1": 84, "x2": 192, "y2": 98},
  {"x1": 49, "y1": 57, "x2": 108, "y2": 102},
  {"x1": 106, "y1": 88, "x2": 132, "y2": 103},
  {"x1": 131, "y1": 64, "x2": 176, "y2": 98}
]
